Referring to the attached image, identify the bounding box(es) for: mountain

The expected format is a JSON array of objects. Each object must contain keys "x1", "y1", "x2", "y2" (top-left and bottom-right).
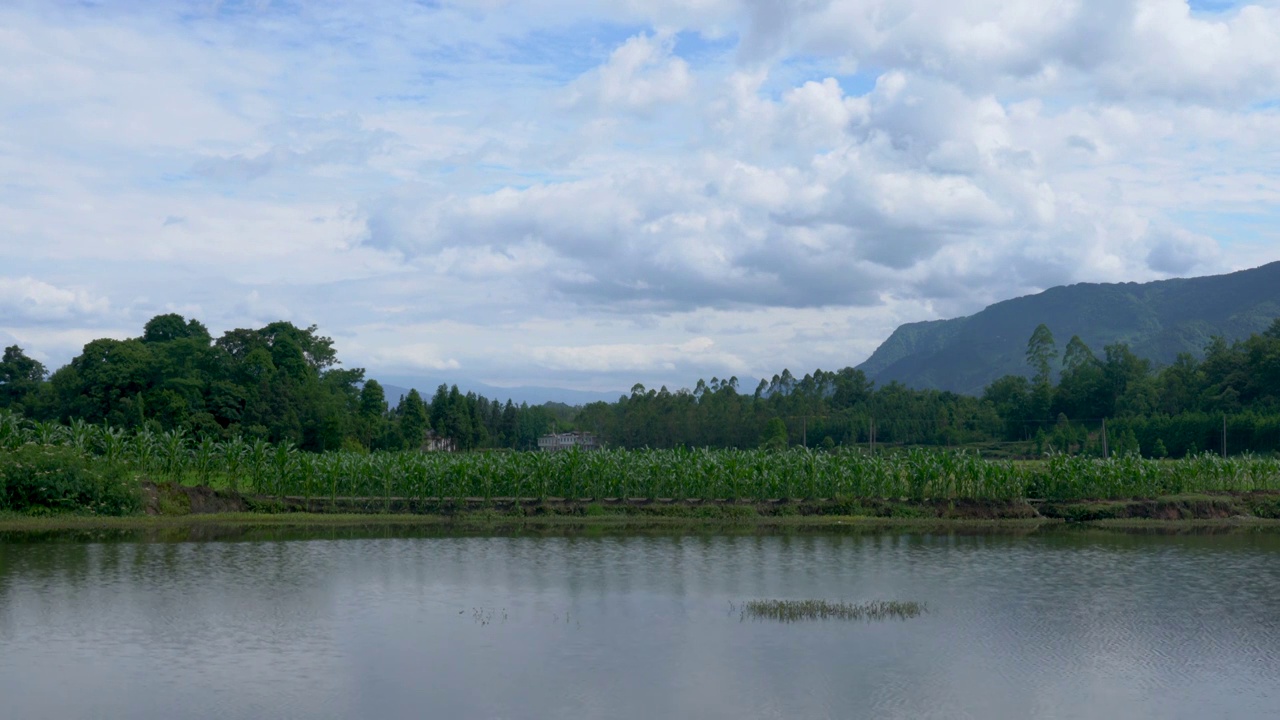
[
  {"x1": 857, "y1": 262, "x2": 1280, "y2": 395},
  {"x1": 376, "y1": 379, "x2": 624, "y2": 407}
]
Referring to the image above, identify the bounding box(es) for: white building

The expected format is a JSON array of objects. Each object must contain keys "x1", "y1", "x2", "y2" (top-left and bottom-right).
[
  {"x1": 421, "y1": 430, "x2": 457, "y2": 452},
  {"x1": 537, "y1": 431, "x2": 601, "y2": 452}
]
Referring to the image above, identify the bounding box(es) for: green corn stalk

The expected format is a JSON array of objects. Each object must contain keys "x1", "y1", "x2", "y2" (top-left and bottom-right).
[
  {"x1": 247, "y1": 439, "x2": 270, "y2": 495},
  {"x1": 194, "y1": 436, "x2": 219, "y2": 487},
  {"x1": 271, "y1": 441, "x2": 298, "y2": 500},
  {"x1": 222, "y1": 436, "x2": 248, "y2": 494}
]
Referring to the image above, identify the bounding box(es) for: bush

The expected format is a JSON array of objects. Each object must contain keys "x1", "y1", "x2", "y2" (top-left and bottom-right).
[{"x1": 0, "y1": 445, "x2": 141, "y2": 515}]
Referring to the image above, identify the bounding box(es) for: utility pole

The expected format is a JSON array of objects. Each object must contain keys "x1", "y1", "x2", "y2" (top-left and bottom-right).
[
  {"x1": 1223, "y1": 415, "x2": 1228, "y2": 458},
  {"x1": 1101, "y1": 418, "x2": 1109, "y2": 459}
]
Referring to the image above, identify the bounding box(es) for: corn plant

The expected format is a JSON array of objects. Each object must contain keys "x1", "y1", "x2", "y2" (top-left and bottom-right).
[{"x1": 7, "y1": 415, "x2": 1280, "y2": 503}]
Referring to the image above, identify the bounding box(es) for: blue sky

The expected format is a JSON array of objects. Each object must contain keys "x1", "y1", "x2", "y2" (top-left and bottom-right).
[{"x1": 2, "y1": 0, "x2": 1279, "y2": 394}]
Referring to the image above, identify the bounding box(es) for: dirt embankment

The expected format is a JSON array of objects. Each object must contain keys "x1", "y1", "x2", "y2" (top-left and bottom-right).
[
  {"x1": 137, "y1": 485, "x2": 1033, "y2": 520},
  {"x1": 142, "y1": 482, "x2": 250, "y2": 515},
  {"x1": 1037, "y1": 493, "x2": 1280, "y2": 522},
  {"x1": 140, "y1": 482, "x2": 1280, "y2": 522}
]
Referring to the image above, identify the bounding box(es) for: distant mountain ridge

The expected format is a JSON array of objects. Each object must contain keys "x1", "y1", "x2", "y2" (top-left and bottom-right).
[
  {"x1": 377, "y1": 380, "x2": 624, "y2": 408},
  {"x1": 857, "y1": 261, "x2": 1280, "y2": 395}
]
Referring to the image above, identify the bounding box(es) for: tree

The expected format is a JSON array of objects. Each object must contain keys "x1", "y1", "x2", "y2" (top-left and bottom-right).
[
  {"x1": 1061, "y1": 335, "x2": 1094, "y2": 373},
  {"x1": 1156, "y1": 353, "x2": 1203, "y2": 415},
  {"x1": 0, "y1": 345, "x2": 47, "y2": 410},
  {"x1": 429, "y1": 384, "x2": 450, "y2": 433},
  {"x1": 359, "y1": 380, "x2": 387, "y2": 418},
  {"x1": 1055, "y1": 336, "x2": 1106, "y2": 420},
  {"x1": 760, "y1": 417, "x2": 788, "y2": 449},
  {"x1": 1025, "y1": 324, "x2": 1057, "y2": 422},
  {"x1": 142, "y1": 313, "x2": 210, "y2": 344},
  {"x1": 356, "y1": 380, "x2": 389, "y2": 448},
  {"x1": 398, "y1": 388, "x2": 428, "y2": 449},
  {"x1": 831, "y1": 367, "x2": 873, "y2": 408},
  {"x1": 260, "y1": 322, "x2": 338, "y2": 372},
  {"x1": 1025, "y1": 324, "x2": 1057, "y2": 387},
  {"x1": 60, "y1": 338, "x2": 158, "y2": 425},
  {"x1": 1241, "y1": 322, "x2": 1280, "y2": 407},
  {"x1": 984, "y1": 374, "x2": 1033, "y2": 440},
  {"x1": 1101, "y1": 343, "x2": 1151, "y2": 416},
  {"x1": 1200, "y1": 336, "x2": 1247, "y2": 411}
]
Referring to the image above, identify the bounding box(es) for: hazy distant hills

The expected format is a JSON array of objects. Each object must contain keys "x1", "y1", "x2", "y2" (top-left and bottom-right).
[
  {"x1": 377, "y1": 380, "x2": 624, "y2": 408},
  {"x1": 857, "y1": 262, "x2": 1280, "y2": 395}
]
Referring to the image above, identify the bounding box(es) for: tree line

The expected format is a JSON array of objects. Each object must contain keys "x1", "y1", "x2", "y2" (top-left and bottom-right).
[
  {"x1": 3, "y1": 314, "x2": 1279, "y2": 457},
  {"x1": 576, "y1": 319, "x2": 1280, "y2": 456},
  {"x1": 0, "y1": 314, "x2": 561, "y2": 452}
]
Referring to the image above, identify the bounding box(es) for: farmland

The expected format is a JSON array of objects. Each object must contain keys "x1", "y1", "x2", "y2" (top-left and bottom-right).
[{"x1": 4, "y1": 412, "x2": 1280, "y2": 520}]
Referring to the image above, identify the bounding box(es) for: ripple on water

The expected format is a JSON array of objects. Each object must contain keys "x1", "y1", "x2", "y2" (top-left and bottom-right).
[{"x1": 2, "y1": 531, "x2": 1279, "y2": 720}]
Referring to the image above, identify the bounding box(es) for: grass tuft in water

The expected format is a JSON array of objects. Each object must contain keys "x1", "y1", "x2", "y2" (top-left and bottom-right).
[{"x1": 737, "y1": 599, "x2": 925, "y2": 623}]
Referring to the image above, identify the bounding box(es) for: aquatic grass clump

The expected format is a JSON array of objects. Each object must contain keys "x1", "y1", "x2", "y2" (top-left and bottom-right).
[{"x1": 738, "y1": 599, "x2": 926, "y2": 623}]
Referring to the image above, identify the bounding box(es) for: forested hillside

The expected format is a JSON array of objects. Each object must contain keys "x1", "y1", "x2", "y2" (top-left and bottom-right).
[{"x1": 858, "y1": 262, "x2": 1280, "y2": 394}]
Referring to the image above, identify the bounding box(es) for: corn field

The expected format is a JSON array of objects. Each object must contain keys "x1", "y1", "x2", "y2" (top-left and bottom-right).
[{"x1": 3, "y1": 412, "x2": 1280, "y2": 506}]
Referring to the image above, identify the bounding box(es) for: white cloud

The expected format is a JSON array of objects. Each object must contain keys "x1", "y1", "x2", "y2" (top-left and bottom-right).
[
  {"x1": 1, "y1": 0, "x2": 1277, "y2": 389},
  {"x1": 567, "y1": 31, "x2": 695, "y2": 113},
  {"x1": 0, "y1": 8, "x2": 268, "y2": 150},
  {"x1": 358, "y1": 343, "x2": 462, "y2": 372},
  {"x1": 1145, "y1": 227, "x2": 1223, "y2": 275},
  {"x1": 0, "y1": 277, "x2": 110, "y2": 323},
  {"x1": 526, "y1": 336, "x2": 747, "y2": 374},
  {"x1": 718, "y1": 0, "x2": 1280, "y2": 104}
]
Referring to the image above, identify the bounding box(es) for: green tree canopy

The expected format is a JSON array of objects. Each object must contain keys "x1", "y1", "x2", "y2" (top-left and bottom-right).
[
  {"x1": 1026, "y1": 324, "x2": 1057, "y2": 387},
  {"x1": 0, "y1": 345, "x2": 47, "y2": 410}
]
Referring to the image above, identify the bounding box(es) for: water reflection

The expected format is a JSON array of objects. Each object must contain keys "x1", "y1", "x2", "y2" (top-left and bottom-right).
[{"x1": 2, "y1": 531, "x2": 1279, "y2": 719}]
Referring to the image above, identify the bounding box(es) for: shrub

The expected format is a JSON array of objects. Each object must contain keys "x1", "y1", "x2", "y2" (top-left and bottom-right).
[{"x1": 0, "y1": 445, "x2": 141, "y2": 515}]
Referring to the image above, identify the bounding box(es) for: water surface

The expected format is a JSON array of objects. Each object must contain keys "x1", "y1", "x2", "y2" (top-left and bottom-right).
[{"x1": 2, "y1": 530, "x2": 1279, "y2": 719}]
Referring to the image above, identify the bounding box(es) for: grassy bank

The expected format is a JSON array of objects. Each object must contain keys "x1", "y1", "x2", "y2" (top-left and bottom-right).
[
  {"x1": 4, "y1": 513, "x2": 1278, "y2": 546},
  {"x1": 0, "y1": 510, "x2": 1056, "y2": 533},
  {"x1": 132, "y1": 479, "x2": 1280, "y2": 522},
  {"x1": 5, "y1": 482, "x2": 1280, "y2": 537},
  {"x1": 1037, "y1": 492, "x2": 1280, "y2": 521}
]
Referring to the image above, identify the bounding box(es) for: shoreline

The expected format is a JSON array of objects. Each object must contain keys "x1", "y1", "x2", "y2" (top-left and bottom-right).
[
  {"x1": 5, "y1": 499, "x2": 1280, "y2": 537},
  {"x1": 3, "y1": 483, "x2": 1279, "y2": 536},
  {"x1": 0, "y1": 512, "x2": 1063, "y2": 533}
]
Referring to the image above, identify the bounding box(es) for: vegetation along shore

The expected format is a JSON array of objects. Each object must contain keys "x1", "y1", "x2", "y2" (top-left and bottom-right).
[
  {"x1": 3, "y1": 313, "x2": 1280, "y2": 459},
  {"x1": 4, "y1": 411, "x2": 1280, "y2": 531},
  {"x1": 3, "y1": 312, "x2": 1279, "y2": 531}
]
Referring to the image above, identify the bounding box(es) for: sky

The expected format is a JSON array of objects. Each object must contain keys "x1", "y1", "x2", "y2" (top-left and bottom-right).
[{"x1": 2, "y1": 0, "x2": 1279, "y2": 395}]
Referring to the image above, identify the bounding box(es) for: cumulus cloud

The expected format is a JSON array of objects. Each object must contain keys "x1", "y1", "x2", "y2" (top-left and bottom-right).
[
  {"x1": 0, "y1": 277, "x2": 110, "y2": 323},
  {"x1": 1, "y1": 0, "x2": 1276, "y2": 387},
  {"x1": 567, "y1": 31, "x2": 695, "y2": 113},
  {"x1": 705, "y1": 0, "x2": 1280, "y2": 104},
  {"x1": 1145, "y1": 227, "x2": 1222, "y2": 275}
]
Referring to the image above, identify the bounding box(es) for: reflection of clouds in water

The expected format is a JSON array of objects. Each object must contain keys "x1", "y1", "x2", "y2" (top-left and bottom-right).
[
  {"x1": 2, "y1": 533, "x2": 1280, "y2": 719},
  {"x1": 0, "y1": 540, "x2": 355, "y2": 719},
  {"x1": 930, "y1": 538, "x2": 1280, "y2": 719}
]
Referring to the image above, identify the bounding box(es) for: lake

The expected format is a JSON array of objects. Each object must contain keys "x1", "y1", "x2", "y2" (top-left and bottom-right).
[{"x1": 2, "y1": 528, "x2": 1279, "y2": 719}]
